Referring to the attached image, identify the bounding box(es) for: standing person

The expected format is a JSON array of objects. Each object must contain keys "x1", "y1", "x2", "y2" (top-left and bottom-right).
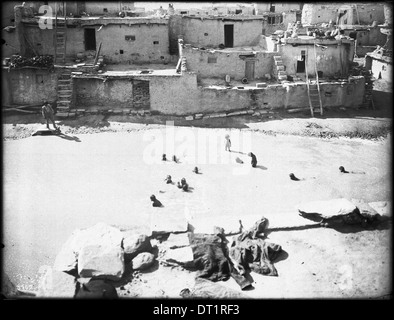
[
  {"x1": 248, "y1": 152, "x2": 257, "y2": 168},
  {"x1": 225, "y1": 134, "x2": 231, "y2": 152},
  {"x1": 41, "y1": 101, "x2": 58, "y2": 130}
]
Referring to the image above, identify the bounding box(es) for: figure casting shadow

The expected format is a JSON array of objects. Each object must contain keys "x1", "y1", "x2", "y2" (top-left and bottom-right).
[
  {"x1": 339, "y1": 166, "x2": 365, "y2": 174},
  {"x1": 255, "y1": 165, "x2": 268, "y2": 170},
  {"x1": 56, "y1": 132, "x2": 81, "y2": 142},
  {"x1": 230, "y1": 150, "x2": 247, "y2": 155}
]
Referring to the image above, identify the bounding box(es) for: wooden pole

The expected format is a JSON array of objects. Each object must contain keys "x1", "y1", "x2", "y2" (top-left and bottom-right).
[{"x1": 94, "y1": 42, "x2": 102, "y2": 65}]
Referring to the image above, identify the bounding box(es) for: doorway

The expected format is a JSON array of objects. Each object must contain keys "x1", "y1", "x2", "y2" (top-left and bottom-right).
[
  {"x1": 245, "y1": 60, "x2": 255, "y2": 81},
  {"x1": 84, "y1": 28, "x2": 96, "y2": 51},
  {"x1": 296, "y1": 50, "x2": 306, "y2": 73},
  {"x1": 224, "y1": 24, "x2": 234, "y2": 48}
]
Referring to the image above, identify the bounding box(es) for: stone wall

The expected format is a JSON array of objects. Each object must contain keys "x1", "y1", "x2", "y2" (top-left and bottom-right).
[
  {"x1": 182, "y1": 46, "x2": 277, "y2": 81},
  {"x1": 280, "y1": 40, "x2": 354, "y2": 77},
  {"x1": 22, "y1": 21, "x2": 172, "y2": 64},
  {"x1": 4, "y1": 68, "x2": 365, "y2": 115},
  {"x1": 180, "y1": 17, "x2": 264, "y2": 48},
  {"x1": 3, "y1": 67, "x2": 58, "y2": 105},
  {"x1": 302, "y1": 3, "x2": 385, "y2": 26},
  {"x1": 370, "y1": 58, "x2": 392, "y2": 82}
]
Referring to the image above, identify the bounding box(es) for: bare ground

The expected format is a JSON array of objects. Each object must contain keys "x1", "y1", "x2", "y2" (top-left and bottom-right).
[{"x1": 2, "y1": 86, "x2": 392, "y2": 299}]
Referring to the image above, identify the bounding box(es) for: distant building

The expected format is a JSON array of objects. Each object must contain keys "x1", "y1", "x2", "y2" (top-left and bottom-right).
[{"x1": 302, "y1": 3, "x2": 385, "y2": 26}]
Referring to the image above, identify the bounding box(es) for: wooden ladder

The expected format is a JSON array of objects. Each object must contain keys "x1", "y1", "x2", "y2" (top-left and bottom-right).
[
  {"x1": 54, "y1": 2, "x2": 67, "y2": 65},
  {"x1": 305, "y1": 43, "x2": 323, "y2": 117},
  {"x1": 56, "y1": 71, "x2": 73, "y2": 116}
]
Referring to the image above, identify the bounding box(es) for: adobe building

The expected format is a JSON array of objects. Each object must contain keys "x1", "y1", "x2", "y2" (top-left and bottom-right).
[{"x1": 2, "y1": 2, "x2": 368, "y2": 118}]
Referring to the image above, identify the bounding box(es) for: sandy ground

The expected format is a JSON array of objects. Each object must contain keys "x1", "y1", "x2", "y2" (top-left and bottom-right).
[{"x1": 2, "y1": 113, "x2": 392, "y2": 298}]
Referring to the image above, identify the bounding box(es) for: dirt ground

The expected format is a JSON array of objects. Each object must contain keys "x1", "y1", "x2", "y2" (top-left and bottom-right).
[{"x1": 2, "y1": 83, "x2": 392, "y2": 299}]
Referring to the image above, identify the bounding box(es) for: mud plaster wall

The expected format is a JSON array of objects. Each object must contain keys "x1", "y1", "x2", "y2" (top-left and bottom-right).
[
  {"x1": 343, "y1": 27, "x2": 387, "y2": 46},
  {"x1": 74, "y1": 78, "x2": 135, "y2": 108},
  {"x1": 181, "y1": 18, "x2": 264, "y2": 48},
  {"x1": 302, "y1": 3, "x2": 385, "y2": 25},
  {"x1": 254, "y1": 3, "x2": 302, "y2": 14},
  {"x1": 262, "y1": 11, "x2": 299, "y2": 35},
  {"x1": 2, "y1": 29, "x2": 21, "y2": 57},
  {"x1": 71, "y1": 73, "x2": 364, "y2": 115},
  {"x1": 5, "y1": 68, "x2": 57, "y2": 105},
  {"x1": 371, "y1": 59, "x2": 392, "y2": 82},
  {"x1": 284, "y1": 78, "x2": 365, "y2": 109},
  {"x1": 280, "y1": 43, "x2": 354, "y2": 77},
  {"x1": 23, "y1": 23, "x2": 171, "y2": 63},
  {"x1": 183, "y1": 46, "x2": 276, "y2": 80}
]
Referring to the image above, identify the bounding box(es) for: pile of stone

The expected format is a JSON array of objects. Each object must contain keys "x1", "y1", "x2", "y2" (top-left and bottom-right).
[{"x1": 37, "y1": 223, "x2": 157, "y2": 298}]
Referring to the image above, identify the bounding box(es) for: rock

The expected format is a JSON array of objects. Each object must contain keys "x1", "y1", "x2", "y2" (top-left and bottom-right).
[
  {"x1": 53, "y1": 229, "x2": 85, "y2": 273},
  {"x1": 297, "y1": 198, "x2": 357, "y2": 219},
  {"x1": 1, "y1": 272, "x2": 20, "y2": 298},
  {"x1": 132, "y1": 252, "x2": 155, "y2": 270},
  {"x1": 165, "y1": 233, "x2": 190, "y2": 249},
  {"x1": 76, "y1": 223, "x2": 125, "y2": 280},
  {"x1": 37, "y1": 267, "x2": 77, "y2": 298},
  {"x1": 75, "y1": 279, "x2": 118, "y2": 299},
  {"x1": 351, "y1": 199, "x2": 380, "y2": 221},
  {"x1": 78, "y1": 244, "x2": 124, "y2": 280},
  {"x1": 162, "y1": 247, "x2": 194, "y2": 264},
  {"x1": 185, "y1": 115, "x2": 194, "y2": 121},
  {"x1": 150, "y1": 211, "x2": 188, "y2": 236},
  {"x1": 122, "y1": 233, "x2": 152, "y2": 261},
  {"x1": 368, "y1": 201, "x2": 392, "y2": 219}
]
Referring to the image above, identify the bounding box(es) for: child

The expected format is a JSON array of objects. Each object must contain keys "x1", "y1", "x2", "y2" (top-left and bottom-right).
[
  {"x1": 248, "y1": 152, "x2": 257, "y2": 168},
  {"x1": 150, "y1": 195, "x2": 163, "y2": 207},
  {"x1": 42, "y1": 101, "x2": 58, "y2": 130},
  {"x1": 225, "y1": 134, "x2": 231, "y2": 152},
  {"x1": 164, "y1": 175, "x2": 173, "y2": 184},
  {"x1": 177, "y1": 178, "x2": 189, "y2": 191}
]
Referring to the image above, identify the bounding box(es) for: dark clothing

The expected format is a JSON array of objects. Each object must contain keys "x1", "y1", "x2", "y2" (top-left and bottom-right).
[
  {"x1": 188, "y1": 233, "x2": 252, "y2": 290},
  {"x1": 152, "y1": 199, "x2": 163, "y2": 207},
  {"x1": 230, "y1": 217, "x2": 282, "y2": 277},
  {"x1": 250, "y1": 153, "x2": 257, "y2": 167}
]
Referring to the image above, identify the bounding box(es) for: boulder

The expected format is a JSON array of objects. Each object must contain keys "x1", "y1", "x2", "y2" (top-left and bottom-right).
[
  {"x1": 150, "y1": 211, "x2": 188, "y2": 236},
  {"x1": 53, "y1": 229, "x2": 85, "y2": 273},
  {"x1": 162, "y1": 247, "x2": 194, "y2": 264},
  {"x1": 132, "y1": 252, "x2": 156, "y2": 271},
  {"x1": 76, "y1": 223, "x2": 125, "y2": 280},
  {"x1": 78, "y1": 244, "x2": 124, "y2": 280},
  {"x1": 37, "y1": 266, "x2": 77, "y2": 298},
  {"x1": 75, "y1": 279, "x2": 118, "y2": 299},
  {"x1": 368, "y1": 201, "x2": 392, "y2": 219},
  {"x1": 297, "y1": 198, "x2": 357, "y2": 219},
  {"x1": 164, "y1": 233, "x2": 190, "y2": 249},
  {"x1": 122, "y1": 232, "x2": 153, "y2": 261},
  {"x1": 54, "y1": 223, "x2": 124, "y2": 275}
]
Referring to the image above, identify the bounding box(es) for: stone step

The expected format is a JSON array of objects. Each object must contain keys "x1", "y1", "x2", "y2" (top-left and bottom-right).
[
  {"x1": 273, "y1": 56, "x2": 282, "y2": 60},
  {"x1": 274, "y1": 60, "x2": 283, "y2": 66},
  {"x1": 56, "y1": 112, "x2": 69, "y2": 118},
  {"x1": 278, "y1": 71, "x2": 287, "y2": 76},
  {"x1": 276, "y1": 65, "x2": 285, "y2": 71},
  {"x1": 278, "y1": 75, "x2": 287, "y2": 80},
  {"x1": 58, "y1": 89, "x2": 72, "y2": 93}
]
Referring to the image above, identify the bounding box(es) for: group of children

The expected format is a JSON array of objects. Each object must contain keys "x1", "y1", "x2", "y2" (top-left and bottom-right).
[
  {"x1": 150, "y1": 155, "x2": 202, "y2": 207},
  {"x1": 225, "y1": 134, "x2": 258, "y2": 168}
]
